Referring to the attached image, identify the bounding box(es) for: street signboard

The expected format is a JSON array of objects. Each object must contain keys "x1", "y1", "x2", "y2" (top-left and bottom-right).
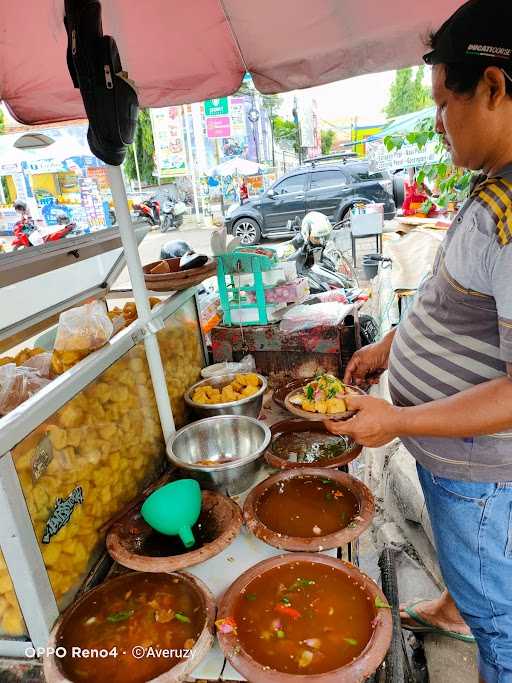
[
  {"x1": 204, "y1": 98, "x2": 229, "y2": 117},
  {"x1": 367, "y1": 140, "x2": 440, "y2": 173},
  {"x1": 206, "y1": 116, "x2": 231, "y2": 139}
]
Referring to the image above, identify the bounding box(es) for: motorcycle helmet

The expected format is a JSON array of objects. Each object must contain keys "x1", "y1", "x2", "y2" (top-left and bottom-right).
[
  {"x1": 55, "y1": 212, "x2": 70, "y2": 225},
  {"x1": 14, "y1": 200, "x2": 27, "y2": 214},
  {"x1": 160, "y1": 240, "x2": 192, "y2": 259},
  {"x1": 301, "y1": 211, "x2": 333, "y2": 246}
]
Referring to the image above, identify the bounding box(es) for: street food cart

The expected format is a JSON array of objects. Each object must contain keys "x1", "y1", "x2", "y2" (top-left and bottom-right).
[{"x1": 0, "y1": 241, "x2": 206, "y2": 654}]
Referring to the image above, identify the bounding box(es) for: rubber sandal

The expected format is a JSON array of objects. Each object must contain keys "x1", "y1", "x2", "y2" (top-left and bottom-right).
[{"x1": 401, "y1": 601, "x2": 476, "y2": 643}]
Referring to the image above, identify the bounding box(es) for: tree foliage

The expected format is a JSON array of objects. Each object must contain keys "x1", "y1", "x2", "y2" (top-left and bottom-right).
[
  {"x1": 125, "y1": 109, "x2": 156, "y2": 185},
  {"x1": 321, "y1": 129, "x2": 336, "y2": 155},
  {"x1": 384, "y1": 116, "x2": 472, "y2": 210},
  {"x1": 272, "y1": 116, "x2": 299, "y2": 153},
  {"x1": 260, "y1": 94, "x2": 282, "y2": 120},
  {"x1": 384, "y1": 66, "x2": 433, "y2": 119}
]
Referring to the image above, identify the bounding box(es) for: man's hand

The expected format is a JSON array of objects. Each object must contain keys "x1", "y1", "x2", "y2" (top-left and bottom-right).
[
  {"x1": 343, "y1": 333, "x2": 395, "y2": 386},
  {"x1": 324, "y1": 394, "x2": 402, "y2": 447}
]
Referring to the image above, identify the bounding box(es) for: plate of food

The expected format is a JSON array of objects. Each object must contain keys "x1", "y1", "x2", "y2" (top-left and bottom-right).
[{"x1": 284, "y1": 373, "x2": 365, "y2": 421}]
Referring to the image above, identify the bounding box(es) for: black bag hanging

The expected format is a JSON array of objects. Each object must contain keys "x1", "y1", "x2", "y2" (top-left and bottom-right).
[{"x1": 64, "y1": 0, "x2": 139, "y2": 165}]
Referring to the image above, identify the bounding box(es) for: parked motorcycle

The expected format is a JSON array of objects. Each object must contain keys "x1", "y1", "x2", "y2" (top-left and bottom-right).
[
  {"x1": 12, "y1": 214, "x2": 77, "y2": 249},
  {"x1": 283, "y1": 213, "x2": 358, "y2": 294},
  {"x1": 160, "y1": 192, "x2": 187, "y2": 233},
  {"x1": 132, "y1": 196, "x2": 161, "y2": 226}
]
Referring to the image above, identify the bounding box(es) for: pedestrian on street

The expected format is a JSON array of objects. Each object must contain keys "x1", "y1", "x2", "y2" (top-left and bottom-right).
[
  {"x1": 326, "y1": 2, "x2": 512, "y2": 682},
  {"x1": 239, "y1": 178, "x2": 249, "y2": 204}
]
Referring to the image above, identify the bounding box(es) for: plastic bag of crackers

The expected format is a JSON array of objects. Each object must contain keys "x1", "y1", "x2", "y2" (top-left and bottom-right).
[{"x1": 51, "y1": 301, "x2": 114, "y2": 375}]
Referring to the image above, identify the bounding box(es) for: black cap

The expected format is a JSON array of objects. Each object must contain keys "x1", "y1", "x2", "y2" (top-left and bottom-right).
[{"x1": 423, "y1": 0, "x2": 512, "y2": 67}]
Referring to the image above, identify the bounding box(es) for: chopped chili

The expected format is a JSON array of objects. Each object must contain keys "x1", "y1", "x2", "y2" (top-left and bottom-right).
[{"x1": 275, "y1": 604, "x2": 301, "y2": 620}]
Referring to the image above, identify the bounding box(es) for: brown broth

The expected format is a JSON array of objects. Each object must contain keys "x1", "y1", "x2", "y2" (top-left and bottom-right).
[
  {"x1": 255, "y1": 476, "x2": 359, "y2": 538},
  {"x1": 272, "y1": 432, "x2": 352, "y2": 464},
  {"x1": 233, "y1": 561, "x2": 375, "y2": 674},
  {"x1": 58, "y1": 573, "x2": 204, "y2": 683}
]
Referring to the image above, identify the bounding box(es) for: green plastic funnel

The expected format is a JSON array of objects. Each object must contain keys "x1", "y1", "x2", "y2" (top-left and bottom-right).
[{"x1": 141, "y1": 479, "x2": 201, "y2": 548}]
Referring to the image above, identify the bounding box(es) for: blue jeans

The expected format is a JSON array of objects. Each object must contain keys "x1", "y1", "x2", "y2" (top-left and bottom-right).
[{"x1": 417, "y1": 463, "x2": 512, "y2": 683}]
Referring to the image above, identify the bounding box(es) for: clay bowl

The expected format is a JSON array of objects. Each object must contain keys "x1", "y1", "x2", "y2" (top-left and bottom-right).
[
  {"x1": 143, "y1": 257, "x2": 217, "y2": 292},
  {"x1": 43, "y1": 571, "x2": 216, "y2": 683},
  {"x1": 217, "y1": 553, "x2": 392, "y2": 683},
  {"x1": 243, "y1": 468, "x2": 374, "y2": 552},
  {"x1": 284, "y1": 384, "x2": 365, "y2": 421},
  {"x1": 107, "y1": 489, "x2": 242, "y2": 572},
  {"x1": 265, "y1": 419, "x2": 362, "y2": 470}
]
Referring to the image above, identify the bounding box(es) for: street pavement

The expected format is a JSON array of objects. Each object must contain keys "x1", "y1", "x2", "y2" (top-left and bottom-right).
[{"x1": 113, "y1": 215, "x2": 286, "y2": 289}]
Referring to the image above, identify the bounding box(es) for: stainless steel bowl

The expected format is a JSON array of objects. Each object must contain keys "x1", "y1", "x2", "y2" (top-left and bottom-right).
[
  {"x1": 184, "y1": 373, "x2": 267, "y2": 419},
  {"x1": 167, "y1": 415, "x2": 271, "y2": 496}
]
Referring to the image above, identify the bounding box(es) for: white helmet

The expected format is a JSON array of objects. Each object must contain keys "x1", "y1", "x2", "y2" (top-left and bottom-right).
[{"x1": 301, "y1": 211, "x2": 333, "y2": 246}]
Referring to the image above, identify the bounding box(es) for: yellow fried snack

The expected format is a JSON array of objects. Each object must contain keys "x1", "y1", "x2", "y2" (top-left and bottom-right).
[
  {"x1": 290, "y1": 374, "x2": 351, "y2": 414},
  {"x1": 191, "y1": 374, "x2": 262, "y2": 405},
  {"x1": 326, "y1": 397, "x2": 347, "y2": 414}
]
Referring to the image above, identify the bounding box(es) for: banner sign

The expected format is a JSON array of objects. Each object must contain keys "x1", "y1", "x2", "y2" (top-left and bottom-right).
[
  {"x1": 204, "y1": 97, "x2": 229, "y2": 117},
  {"x1": 229, "y1": 97, "x2": 246, "y2": 138},
  {"x1": 206, "y1": 116, "x2": 231, "y2": 139},
  {"x1": 367, "y1": 140, "x2": 440, "y2": 173},
  {"x1": 150, "y1": 107, "x2": 188, "y2": 177}
]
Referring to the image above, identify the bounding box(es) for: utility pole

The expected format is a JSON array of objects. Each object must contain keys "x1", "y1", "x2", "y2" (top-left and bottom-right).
[
  {"x1": 182, "y1": 104, "x2": 200, "y2": 219},
  {"x1": 132, "y1": 139, "x2": 142, "y2": 193},
  {"x1": 293, "y1": 97, "x2": 303, "y2": 165}
]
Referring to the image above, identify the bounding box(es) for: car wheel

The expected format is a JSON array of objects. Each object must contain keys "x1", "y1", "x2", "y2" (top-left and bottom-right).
[{"x1": 233, "y1": 218, "x2": 261, "y2": 246}]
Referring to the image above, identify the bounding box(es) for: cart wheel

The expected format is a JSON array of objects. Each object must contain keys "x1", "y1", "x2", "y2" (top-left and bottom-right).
[{"x1": 378, "y1": 547, "x2": 415, "y2": 683}]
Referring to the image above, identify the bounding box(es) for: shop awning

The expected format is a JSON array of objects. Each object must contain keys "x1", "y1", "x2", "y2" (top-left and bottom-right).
[{"x1": 2, "y1": 0, "x2": 461, "y2": 126}]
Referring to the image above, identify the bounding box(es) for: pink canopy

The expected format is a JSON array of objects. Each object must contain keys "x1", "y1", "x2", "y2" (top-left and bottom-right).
[{"x1": 3, "y1": 0, "x2": 462, "y2": 125}]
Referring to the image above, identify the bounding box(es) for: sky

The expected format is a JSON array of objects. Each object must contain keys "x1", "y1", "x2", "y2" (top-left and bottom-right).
[
  {"x1": 279, "y1": 70, "x2": 395, "y2": 126},
  {"x1": 279, "y1": 66, "x2": 431, "y2": 129}
]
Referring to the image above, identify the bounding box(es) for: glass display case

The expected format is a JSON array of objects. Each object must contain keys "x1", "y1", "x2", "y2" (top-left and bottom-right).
[{"x1": 0, "y1": 286, "x2": 206, "y2": 655}]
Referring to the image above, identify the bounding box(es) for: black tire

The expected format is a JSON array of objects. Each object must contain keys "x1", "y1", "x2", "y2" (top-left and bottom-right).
[
  {"x1": 175, "y1": 214, "x2": 184, "y2": 228},
  {"x1": 233, "y1": 218, "x2": 261, "y2": 246},
  {"x1": 160, "y1": 214, "x2": 176, "y2": 233}
]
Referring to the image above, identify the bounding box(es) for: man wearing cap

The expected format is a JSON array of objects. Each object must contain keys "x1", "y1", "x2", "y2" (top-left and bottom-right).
[{"x1": 326, "y1": 1, "x2": 512, "y2": 681}]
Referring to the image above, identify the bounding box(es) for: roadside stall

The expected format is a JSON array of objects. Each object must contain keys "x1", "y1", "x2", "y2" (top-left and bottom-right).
[
  {"x1": 0, "y1": 129, "x2": 113, "y2": 235},
  {"x1": 0, "y1": 0, "x2": 466, "y2": 681}
]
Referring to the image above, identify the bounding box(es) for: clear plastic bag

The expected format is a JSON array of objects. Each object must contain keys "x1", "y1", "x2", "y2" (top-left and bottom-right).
[
  {"x1": 200, "y1": 354, "x2": 256, "y2": 379},
  {"x1": 52, "y1": 300, "x2": 113, "y2": 375},
  {"x1": 22, "y1": 352, "x2": 52, "y2": 378},
  {"x1": 279, "y1": 302, "x2": 354, "y2": 334},
  {"x1": 0, "y1": 363, "x2": 50, "y2": 415}
]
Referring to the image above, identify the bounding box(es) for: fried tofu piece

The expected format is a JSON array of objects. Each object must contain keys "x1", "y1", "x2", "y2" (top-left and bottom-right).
[{"x1": 326, "y1": 398, "x2": 346, "y2": 414}]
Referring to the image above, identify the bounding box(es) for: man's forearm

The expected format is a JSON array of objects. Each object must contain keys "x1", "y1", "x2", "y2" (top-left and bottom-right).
[
  {"x1": 381, "y1": 328, "x2": 397, "y2": 357},
  {"x1": 396, "y1": 377, "x2": 512, "y2": 438}
]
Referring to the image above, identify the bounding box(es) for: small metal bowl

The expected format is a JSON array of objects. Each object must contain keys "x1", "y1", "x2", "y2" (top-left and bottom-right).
[
  {"x1": 185, "y1": 373, "x2": 267, "y2": 419},
  {"x1": 167, "y1": 415, "x2": 271, "y2": 496}
]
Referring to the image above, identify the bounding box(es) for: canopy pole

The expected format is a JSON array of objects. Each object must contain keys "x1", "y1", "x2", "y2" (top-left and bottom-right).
[{"x1": 107, "y1": 164, "x2": 175, "y2": 441}]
